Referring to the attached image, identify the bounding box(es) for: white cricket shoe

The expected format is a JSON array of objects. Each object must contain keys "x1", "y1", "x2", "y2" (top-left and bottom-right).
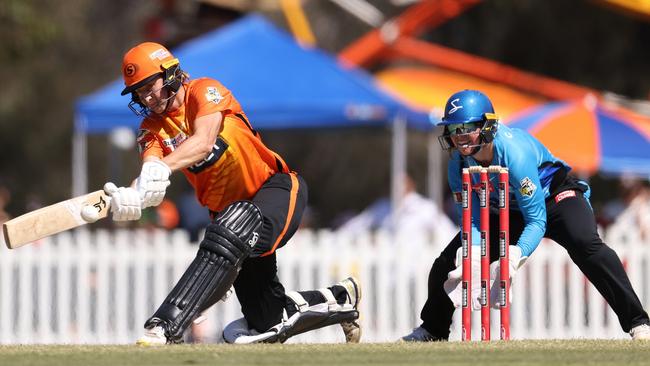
[
  {"x1": 337, "y1": 276, "x2": 362, "y2": 343},
  {"x1": 630, "y1": 324, "x2": 650, "y2": 340},
  {"x1": 136, "y1": 325, "x2": 168, "y2": 346},
  {"x1": 222, "y1": 317, "x2": 269, "y2": 344}
]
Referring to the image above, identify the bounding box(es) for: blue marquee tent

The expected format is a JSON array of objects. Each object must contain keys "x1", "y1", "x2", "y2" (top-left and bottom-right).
[
  {"x1": 74, "y1": 15, "x2": 429, "y2": 134},
  {"x1": 72, "y1": 15, "x2": 431, "y2": 206}
]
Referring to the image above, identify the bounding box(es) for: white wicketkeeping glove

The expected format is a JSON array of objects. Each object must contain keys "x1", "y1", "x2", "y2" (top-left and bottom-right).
[
  {"x1": 444, "y1": 246, "x2": 482, "y2": 311},
  {"x1": 135, "y1": 160, "x2": 171, "y2": 208},
  {"x1": 104, "y1": 182, "x2": 142, "y2": 221},
  {"x1": 488, "y1": 245, "x2": 527, "y2": 309}
]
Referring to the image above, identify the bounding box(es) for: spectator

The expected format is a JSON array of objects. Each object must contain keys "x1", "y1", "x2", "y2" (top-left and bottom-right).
[
  {"x1": 610, "y1": 177, "x2": 650, "y2": 242},
  {"x1": 383, "y1": 174, "x2": 456, "y2": 238},
  {"x1": 337, "y1": 174, "x2": 456, "y2": 240}
]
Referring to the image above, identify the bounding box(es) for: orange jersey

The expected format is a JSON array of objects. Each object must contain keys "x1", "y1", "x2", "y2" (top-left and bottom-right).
[{"x1": 136, "y1": 78, "x2": 289, "y2": 212}]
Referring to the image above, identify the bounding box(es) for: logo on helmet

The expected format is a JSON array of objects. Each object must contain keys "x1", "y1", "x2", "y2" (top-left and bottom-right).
[
  {"x1": 149, "y1": 48, "x2": 170, "y2": 60},
  {"x1": 124, "y1": 63, "x2": 137, "y2": 77},
  {"x1": 449, "y1": 98, "x2": 463, "y2": 114}
]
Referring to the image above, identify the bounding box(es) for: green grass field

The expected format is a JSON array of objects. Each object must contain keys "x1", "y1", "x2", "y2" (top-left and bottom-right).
[{"x1": 1, "y1": 340, "x2": 648, "y2": 366}]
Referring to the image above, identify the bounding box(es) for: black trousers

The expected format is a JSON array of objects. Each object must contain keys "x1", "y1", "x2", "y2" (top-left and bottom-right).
[
  {"x1": 420, "y1": 189, "x2": 649, "y2": 339},
  {"x1": 230, "y1": 172, "x2": 307, "y2": 332},
  {"x1": 229, "y1": 173, "x2": 350, "y2": 332}
]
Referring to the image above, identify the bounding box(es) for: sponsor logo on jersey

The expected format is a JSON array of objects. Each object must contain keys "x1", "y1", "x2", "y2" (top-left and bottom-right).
[
  {"x1": 554, "y1": 190, "x2": 576, "y2": 203},
  {"x1": 136, "y1": 128, "x2": 148, "y2": 142},
  {"x1": 205, "y1": 87, "x2": 223, "y2": 104},
  {"x1": 136, "y1": 129, "x2": 155, "y2": 153},
  {"x1": 162, "y1": 132, "x2": 188, "y2": 150},
  {"x1": 519, "y1": 177, "x2": 537, "y2": 197}
]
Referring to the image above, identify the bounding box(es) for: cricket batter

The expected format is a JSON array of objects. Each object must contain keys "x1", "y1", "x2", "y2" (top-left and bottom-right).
[
  {"x1": 105, "y1": 42, "x2": 361, "y2": 344},
  {"x1": 402, "y1": 90, "x2": 650, "y2": 341}
]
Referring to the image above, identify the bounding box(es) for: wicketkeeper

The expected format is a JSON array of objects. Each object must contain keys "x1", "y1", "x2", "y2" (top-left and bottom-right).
[
  {"x1": 105, "y1": 42, "x2": 362, "y2": 345},
  {"x1": 402, "y1": 90, "x2": 650, "y2": 341}
]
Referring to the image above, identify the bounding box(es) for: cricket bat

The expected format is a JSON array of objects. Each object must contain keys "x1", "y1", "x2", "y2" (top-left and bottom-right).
[{"x1": 2, "y1": 190, "x2": 110, "y2": 249}]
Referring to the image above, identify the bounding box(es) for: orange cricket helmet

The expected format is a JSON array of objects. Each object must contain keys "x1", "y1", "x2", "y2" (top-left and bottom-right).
[{"x1": 120, "y1": 42, "x2": 180, "y2": 96}]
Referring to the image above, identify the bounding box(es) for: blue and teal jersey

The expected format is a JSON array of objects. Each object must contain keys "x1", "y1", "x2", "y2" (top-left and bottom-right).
[{"x1": 448, "y1": 124, "x2": 580, "y2": 257}]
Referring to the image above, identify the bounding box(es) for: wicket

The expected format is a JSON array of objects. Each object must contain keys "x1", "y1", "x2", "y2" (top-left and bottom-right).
[{"x1": 461, "y1": 165, "x2": 510, "y2": 341}]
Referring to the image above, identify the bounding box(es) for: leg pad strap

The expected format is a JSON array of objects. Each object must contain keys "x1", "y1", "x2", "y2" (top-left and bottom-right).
[
  {"x1": 223, "y1": 290, "x2": 359, "y2": 344},
  {"x1": 145, "y1": 201, "x2": 262, "y2": 341}
]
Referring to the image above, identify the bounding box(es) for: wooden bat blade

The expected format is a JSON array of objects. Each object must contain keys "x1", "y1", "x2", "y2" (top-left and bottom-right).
[{"x1": 2, "y1": 190, "x2": 110, "y2": 249}]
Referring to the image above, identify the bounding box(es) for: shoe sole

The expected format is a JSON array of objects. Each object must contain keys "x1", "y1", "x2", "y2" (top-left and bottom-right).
[
  {"x1": 135, "y1": 338, "x2": 166, "y2": 346},
  {"x1": 632, "y1": 333, "x2": 650, "y2": 341},
  {"x1": 341, "y1": 319, "x2": 361, "y2": 343},
  {"x1": 339, "y1": 276, "x2": 362, "y2": 343},
  {"x1": 135, "y1": 334, "x2": 180, "y2": 346}
]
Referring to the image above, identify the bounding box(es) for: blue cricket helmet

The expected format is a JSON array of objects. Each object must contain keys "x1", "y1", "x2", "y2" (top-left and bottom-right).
[
  {"x1": 439, "y1": 89, "x2": 495, "y2": 125},
  {"x1": 436, "y1": 89, "x2": 500, "y2": 151}
]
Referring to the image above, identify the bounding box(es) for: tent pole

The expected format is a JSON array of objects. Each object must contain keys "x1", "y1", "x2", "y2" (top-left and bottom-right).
[
  {"x1": 72, "y1": 115, "x2": 88, "y2": 197},
  {"x1": 391, "y1": 112, "x2": 407, "y2": 220}
]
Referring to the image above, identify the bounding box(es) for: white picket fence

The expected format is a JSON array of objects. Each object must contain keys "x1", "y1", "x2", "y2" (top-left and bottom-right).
[{"x1": 0, "y1": 225, "x2": 649, "y2": 344}]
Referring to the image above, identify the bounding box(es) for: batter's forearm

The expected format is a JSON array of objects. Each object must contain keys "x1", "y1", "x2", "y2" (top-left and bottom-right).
[{"x1": 156, "y1": 135, "x2": 214, "y2": 171}]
